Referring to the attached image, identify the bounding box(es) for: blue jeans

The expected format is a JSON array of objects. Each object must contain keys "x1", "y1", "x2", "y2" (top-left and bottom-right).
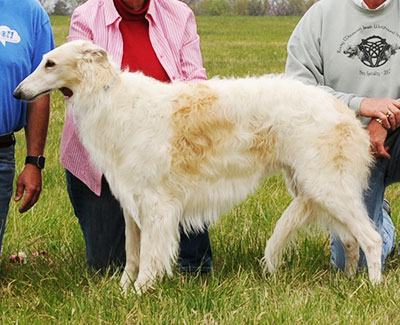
[
  {"x1": 330, "y1": 131, "x2": 400, "y2": 271},
  {"x1": 66, "y1": 170, "x2": 212, "y2": 272},
  {"x1": 0, "y1": 145, "x2": 15, "y2": 252}
]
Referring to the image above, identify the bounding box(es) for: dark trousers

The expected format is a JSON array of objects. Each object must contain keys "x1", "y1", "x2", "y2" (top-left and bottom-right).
[
  {"x1": 0, "y1": 145, "x2": 15, "y2": 252},
  {"x1": 66, "y1": 170, "x2": 212, "y2": 272}
]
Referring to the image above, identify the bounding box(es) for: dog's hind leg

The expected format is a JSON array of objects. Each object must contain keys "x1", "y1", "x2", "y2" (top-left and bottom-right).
[
  {"x1": 121, "y1": 210, "x2": 141, "y2": 293},
  {"x1": 352, "y1": 220, "x2": 382, "y2": 284},
  {"x1": 345, "y1": 211, "x2": 382, "y2": 283},
  {"x1": 330, "y1": 224, "x2": 359, "y2": 277},
  {"x1": 133, "y1": 202, "x2": 180, "y2": 294},
  {"x1": 263, "y1": 196, "x2": 314, "y2": 274},
  {"x1": 319, "y1": 196, "x2": 382, "y2": 284}
]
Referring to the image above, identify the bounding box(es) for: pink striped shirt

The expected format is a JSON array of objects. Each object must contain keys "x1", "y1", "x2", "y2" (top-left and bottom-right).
[{"x1": 60, "y1": 0, "x2": 207, "y2": 195}]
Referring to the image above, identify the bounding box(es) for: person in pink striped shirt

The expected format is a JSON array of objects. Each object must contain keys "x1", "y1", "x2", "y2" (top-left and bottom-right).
[{"x1": 60, "y1": 0, "x2": 212, "y2": 273}]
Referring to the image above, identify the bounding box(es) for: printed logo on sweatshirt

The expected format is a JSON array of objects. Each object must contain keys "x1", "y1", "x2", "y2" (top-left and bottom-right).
[
  {"x1": 344, "y1": 35, "x2": 399, "y2": 68},
  {"x1": 0, "y1": 25, "x2": 21, "y2": 46},
  {"x1": 337, "y1": 24, "x2": 400, "y2": 74}
]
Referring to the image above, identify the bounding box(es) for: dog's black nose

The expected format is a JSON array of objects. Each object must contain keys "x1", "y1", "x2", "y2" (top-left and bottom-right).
[{"x1": 13, "y1": 90, "x2": 21, "y2": 100}]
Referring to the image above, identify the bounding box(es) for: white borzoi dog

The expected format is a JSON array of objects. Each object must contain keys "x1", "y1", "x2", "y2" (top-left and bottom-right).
[{"x1": 14, "y1": 40, "x2": 382, "y2": 293}]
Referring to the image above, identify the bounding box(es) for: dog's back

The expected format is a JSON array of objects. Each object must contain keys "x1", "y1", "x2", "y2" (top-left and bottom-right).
[{"x1": 161, "y1": 76, "x2": 372, "y2": 232}]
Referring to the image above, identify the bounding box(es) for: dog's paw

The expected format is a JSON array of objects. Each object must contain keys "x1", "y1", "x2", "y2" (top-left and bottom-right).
[
  {"x1": 344, "y1": 264, "x2": 357, "y2": 279},
  {"x1": 133, "y1": 281, "x2": 144, "y2": 296},
  {"x1": 120, "y1": 270, "x2": 135, "y2": 294},
  {"x1": 369, "y1": 269, "x2": 382, "y2": 285},
  {"x1": 133, "y1": 274, "x2": 156, "y2": 295},
  {"x1": 260, "y1": 256, "x2": 278, "y2": 275}
]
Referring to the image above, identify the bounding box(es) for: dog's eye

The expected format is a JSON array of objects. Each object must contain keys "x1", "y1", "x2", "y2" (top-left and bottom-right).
[{"x1": 45, "y1": 60, "x2": 55, "y2": 68}]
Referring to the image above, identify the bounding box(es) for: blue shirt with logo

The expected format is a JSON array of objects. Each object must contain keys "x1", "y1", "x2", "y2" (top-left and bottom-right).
[{"x1": 0, "y1": 0, "x2": 55, "y2": 134}]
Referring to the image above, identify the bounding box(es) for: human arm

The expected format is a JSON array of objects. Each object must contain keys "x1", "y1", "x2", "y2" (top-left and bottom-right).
[
  {"x1": 285, "y1": 4, "x2": 365, "y2": 114},
  {"x1": 14, "y1": 9, "x2": 53, "y2": 212},
  {"x1": 180, "y1": 10, "x2": 207, "y2": 81},
  {"x1": 361, "y1": 98, "x2": 400, "y2": 160},
  {"x1": 287, "y1": 22, "x2": 399, "y2": 156},
  {"x1": 67, "y1": 7, "x2": 94, "y2": 42},
  {"x1": 360, "y1": 98, "x2": 400, "y2": 131},
  {"x1": 367, "y1": 118, "x2": 390, "y2": 160},
  {"x1": 285, "y1": 5, "x2": 400, "y2": 158},
  {"x1": 14, "y1": 95, "x2": 50, "y2": 213}
]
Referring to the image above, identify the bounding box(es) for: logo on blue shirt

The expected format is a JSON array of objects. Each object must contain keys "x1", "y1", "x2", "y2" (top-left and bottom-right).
[{"x1": 0, "y1": 25, "x2": 21, "y2": 46}]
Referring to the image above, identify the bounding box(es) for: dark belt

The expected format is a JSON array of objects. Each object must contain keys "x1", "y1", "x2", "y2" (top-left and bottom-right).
[{"x1": 0, "y1": 133, "x2": 16, "y2": 148}]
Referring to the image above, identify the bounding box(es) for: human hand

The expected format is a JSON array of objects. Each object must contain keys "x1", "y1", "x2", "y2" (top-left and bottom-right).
[
  {"x1": 360, "y1": 98, "x2": 400, "y2": 131},
  {"x1": 367, "y1": 118, "x2": 390, "y2": 160},
  {"x1": 14, "y1": 164, "x2": 42, "y2": 213}
]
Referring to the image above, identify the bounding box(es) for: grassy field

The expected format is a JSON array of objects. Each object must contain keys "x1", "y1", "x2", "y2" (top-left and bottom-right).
[{"x1": 2, "y1": 15, "x2": 400, "y2": 324}]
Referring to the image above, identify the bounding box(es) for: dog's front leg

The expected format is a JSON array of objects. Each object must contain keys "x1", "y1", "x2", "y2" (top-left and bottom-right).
[
  {"x1": 121, "y1": 210, "x2": 141, "y2": 293},
  {"x1": 133, "y1": 211, "x2": 180, "y2": 294}
]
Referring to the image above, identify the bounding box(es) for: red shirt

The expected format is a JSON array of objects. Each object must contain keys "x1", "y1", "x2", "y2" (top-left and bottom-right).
[{"x1": 114, "y1": 0, "x2": 170, "y2": 82}]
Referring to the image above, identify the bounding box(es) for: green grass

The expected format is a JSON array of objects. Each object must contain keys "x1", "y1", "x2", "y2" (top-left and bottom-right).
[
  {"x1": 197, "y1": 16, "x2": 297, "y2": 76},
  {"x1": 2, "y1": 15, "x2": 400, "y2": 324}
]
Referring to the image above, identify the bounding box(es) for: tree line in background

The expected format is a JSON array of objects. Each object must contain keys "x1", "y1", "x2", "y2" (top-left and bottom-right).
[
  {"x1": 39, "y1": 0, "x2": 316, "y2": 16},
  {"x1": 39, "y1": 0, "x2": 80, "y2": 15},
  {"x1": 188, "y1": 0, "x2": 316, "y2": 16}
]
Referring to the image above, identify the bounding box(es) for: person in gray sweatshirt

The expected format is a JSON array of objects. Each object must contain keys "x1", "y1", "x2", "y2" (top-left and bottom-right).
[{"x1": 285, "y1": 0, "x2": 400, "y2": 271}]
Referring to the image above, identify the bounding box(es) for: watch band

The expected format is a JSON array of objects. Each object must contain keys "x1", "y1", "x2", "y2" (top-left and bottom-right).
[{"x1": 25, "y1": 155, "x2": 45, "y2": 169}]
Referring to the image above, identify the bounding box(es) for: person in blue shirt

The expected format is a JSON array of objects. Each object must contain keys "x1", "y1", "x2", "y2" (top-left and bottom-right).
[{"x1": 0, "y1": 0, "x2": 54, "y2": 254}]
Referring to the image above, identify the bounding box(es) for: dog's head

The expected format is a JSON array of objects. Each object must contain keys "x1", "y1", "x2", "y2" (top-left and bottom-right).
[{"x1": 13, "y1": 40, "x2": 115, "y2": 102}]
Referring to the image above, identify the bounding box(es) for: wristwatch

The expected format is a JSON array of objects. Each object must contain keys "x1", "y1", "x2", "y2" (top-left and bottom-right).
[{"x1": 25, "y1": 155, "x2": 45, "y2": 169}]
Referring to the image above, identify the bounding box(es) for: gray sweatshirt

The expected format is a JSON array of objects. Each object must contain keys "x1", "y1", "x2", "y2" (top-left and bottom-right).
[{"x1": 285, "y1": 0, "x2": 400, "y2": 123}]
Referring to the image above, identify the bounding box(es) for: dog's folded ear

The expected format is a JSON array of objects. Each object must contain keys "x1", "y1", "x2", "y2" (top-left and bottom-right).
[{"x1": 81, "y1": 48, "x2": 109, "y2": 67}]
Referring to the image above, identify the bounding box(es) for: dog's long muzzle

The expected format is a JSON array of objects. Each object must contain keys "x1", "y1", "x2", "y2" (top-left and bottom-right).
[
  {"x1": 13, "y1": 87, "x2": 22, "y2": 100},
  {"x1": 13, "y1": 83, "x2": 50, "y2": 102}
]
